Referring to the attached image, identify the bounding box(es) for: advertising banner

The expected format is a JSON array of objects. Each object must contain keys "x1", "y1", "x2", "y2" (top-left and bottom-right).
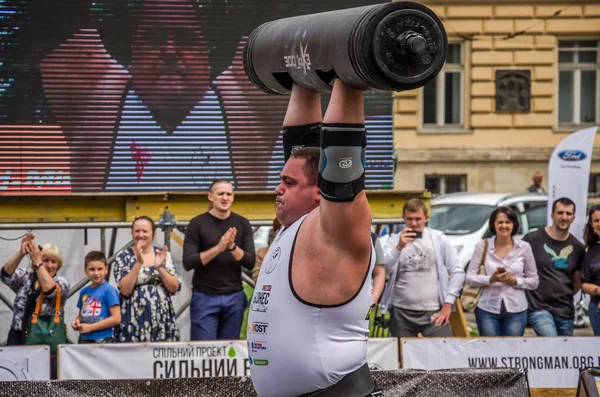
[
  {"x1": 59, "y1": 338, "x2": 399, "y2": 379},
  {"x1": 0, "y1": 345, "x2": 51, "y2": 381},
  {"x1": 367, "y1": 337, "x2": 399, "y2": 371},
  {"x1": 402, "y1": 337, "x2": 600, "y2": 388},
  {"x1": 547, "y1": 126, "x2": 598, "y2": 241}
]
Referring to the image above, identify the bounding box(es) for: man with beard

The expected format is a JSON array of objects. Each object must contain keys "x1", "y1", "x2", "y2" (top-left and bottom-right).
[{"x1": 523, "y1": 197, "x2": 584, "y2": 336}]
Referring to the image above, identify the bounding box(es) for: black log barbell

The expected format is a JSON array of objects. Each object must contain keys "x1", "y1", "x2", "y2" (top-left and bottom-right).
[{"x1": 243, "y1": 1, "x2": 447, "y2": 94}]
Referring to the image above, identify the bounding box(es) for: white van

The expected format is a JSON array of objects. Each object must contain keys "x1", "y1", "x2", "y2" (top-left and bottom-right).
[{"x1": 428, "y1": 192, "x2": 548, "y2": 268}]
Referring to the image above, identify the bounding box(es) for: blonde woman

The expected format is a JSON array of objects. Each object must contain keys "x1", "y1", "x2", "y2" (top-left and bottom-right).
[{"x1": 1, "y1": 233, "x2": 70, "y2": 378}]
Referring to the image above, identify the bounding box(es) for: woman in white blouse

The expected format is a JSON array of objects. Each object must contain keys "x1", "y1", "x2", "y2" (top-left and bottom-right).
[{"x1": 466, "y1": 206, "x2": 539, "y2": 336}]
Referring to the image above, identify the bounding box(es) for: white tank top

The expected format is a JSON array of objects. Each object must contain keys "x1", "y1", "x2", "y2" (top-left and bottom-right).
[{"x1": 248, "y1": 215, "x2": 375, "y2": 397}]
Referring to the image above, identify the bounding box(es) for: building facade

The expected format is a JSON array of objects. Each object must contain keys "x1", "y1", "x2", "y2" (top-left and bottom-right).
[{"x1": 393, "y1": 0, "x2": 600, "y2": 197}]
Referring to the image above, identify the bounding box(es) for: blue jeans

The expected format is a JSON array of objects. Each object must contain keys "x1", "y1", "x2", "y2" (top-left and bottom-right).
[
  {"x1": 589, "y1": 300, "x2": 600, "y2": 336},
  {"x1": 190, "y1": 290, "x2": 247, "y2": 340},
  {"x1": 528, "y1": 310, "x2": 574, "y2": 336},
  {"x1": 475, "y1": 307, "x2": 527, "y2": 336}
]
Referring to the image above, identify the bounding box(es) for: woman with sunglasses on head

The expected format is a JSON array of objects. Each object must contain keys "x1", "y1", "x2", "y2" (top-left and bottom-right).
[
  {"x1": 465, "y1": 206, "x2": 539, "y2": 336},
  {"x1": 582, "y1": 204, "x2": 600, "y2": 336}
]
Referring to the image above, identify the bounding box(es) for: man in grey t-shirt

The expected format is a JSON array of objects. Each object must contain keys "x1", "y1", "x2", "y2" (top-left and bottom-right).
[
  {"x1": 523, "y1": 197, "x2": 584, "y2": 336},
  {"x1": 382, "y1": 199, "x2": 464, "y2": 337}
]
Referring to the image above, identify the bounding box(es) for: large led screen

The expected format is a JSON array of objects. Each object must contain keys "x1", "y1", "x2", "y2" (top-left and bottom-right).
[{"x1": 0, "y1": 0, "x2": 394, "y2": 193}]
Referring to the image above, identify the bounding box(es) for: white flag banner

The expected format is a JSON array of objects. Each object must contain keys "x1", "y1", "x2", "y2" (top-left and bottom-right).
[
  {"x1": 59, "y1": 338, "x2": 398, "y2": 380},
  {"x1": 547, "y1": 126, "x2": 598, "y2": 241},
  {"x1": 0, "y1": 345, "x2": 51, "y2": 381}
]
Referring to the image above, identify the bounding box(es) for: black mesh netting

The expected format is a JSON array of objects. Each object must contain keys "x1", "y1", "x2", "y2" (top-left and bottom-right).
[{"x1": 0, "y1": 368, "x2": 530, "y2": 396}]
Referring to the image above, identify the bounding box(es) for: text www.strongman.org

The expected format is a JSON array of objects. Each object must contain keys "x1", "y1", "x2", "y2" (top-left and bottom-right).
[{"x1": 468, "y1": 356, "x2": 600, "y2": 370}]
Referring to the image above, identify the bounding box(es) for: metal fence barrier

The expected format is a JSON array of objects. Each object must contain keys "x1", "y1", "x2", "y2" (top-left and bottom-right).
[
  {"x1": 0, "y1": 216, "x2": 403, "y2": 315},
  {"x1": 0, "y1": 368, "x2": 530, "y2": 397}
]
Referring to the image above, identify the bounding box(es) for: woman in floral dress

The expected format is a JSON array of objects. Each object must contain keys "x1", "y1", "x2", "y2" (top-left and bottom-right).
[{"x1": 114, "y1": 216, "x2": 180, "y2": 342}]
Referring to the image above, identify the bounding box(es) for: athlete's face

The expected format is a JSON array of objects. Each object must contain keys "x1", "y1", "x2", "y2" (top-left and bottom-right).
[
  {"x1": 274, "y1": 158, "x2": 320, "y2": 227},
  {"x1": 130, "y1": 0, "x2": 211, "y2": 132}
]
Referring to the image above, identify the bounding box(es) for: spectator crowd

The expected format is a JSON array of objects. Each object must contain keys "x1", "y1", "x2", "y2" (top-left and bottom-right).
[
  {"x1": 2, "y1": 182, "x2": 600, "y2": 379},
  {"x1": 380, "y1": 196, "x2": 598, "y2": 339}
]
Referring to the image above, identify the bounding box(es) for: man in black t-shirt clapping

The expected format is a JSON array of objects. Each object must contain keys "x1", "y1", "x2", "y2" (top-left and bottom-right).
[{"x1": 183, "y1": 180, "x2": 255, "y2": 340}]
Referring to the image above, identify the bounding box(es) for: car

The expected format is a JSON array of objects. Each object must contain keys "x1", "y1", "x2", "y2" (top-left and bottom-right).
[
  {"x1": 428, "y1": 192, "x2": 548, "y2": 268},
  {"x1": 253, "y1": 225, "x2": 272, "y2": 251}
]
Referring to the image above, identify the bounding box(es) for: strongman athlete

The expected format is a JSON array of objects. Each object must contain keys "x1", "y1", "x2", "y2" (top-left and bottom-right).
[
  {"x1": 245, "y1": 1, "x2": 446, "y2": 394},
  {"x1": 248, "y1": 80, "x2": 379, "y2": 397}
]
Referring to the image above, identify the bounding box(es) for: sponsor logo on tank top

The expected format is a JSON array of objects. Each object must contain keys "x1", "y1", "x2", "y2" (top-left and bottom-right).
[
  {"x1": 249, "y1": 356, "x2": 269, "y2": 366},
  {"x1": 264, "y1": 247, "x2": 282, "y2": 274},
  {"x1": 248, "y1": 321, "x2": 269, "y2": 335},
  {"x1": 248, "y1": 340, "x2": 268, "y2": 353},
  {"x1": 250, "y1": 291, "x2": 271, "y2": 312}
]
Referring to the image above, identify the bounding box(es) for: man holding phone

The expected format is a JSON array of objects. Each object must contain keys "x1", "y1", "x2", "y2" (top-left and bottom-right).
[{"x1": 381, "y1": 198, "x2": 465, "y2": 337}]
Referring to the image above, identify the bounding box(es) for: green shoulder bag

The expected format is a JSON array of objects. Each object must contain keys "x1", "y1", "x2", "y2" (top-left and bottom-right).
[{"x1": 26, "y1": 283, "x2": 67, "y2": 354}]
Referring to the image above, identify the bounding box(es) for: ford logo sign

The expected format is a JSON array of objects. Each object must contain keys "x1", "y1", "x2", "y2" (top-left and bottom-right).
[{"x1": 558, "y1": 150, "x2": 587, "y2": 161}]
